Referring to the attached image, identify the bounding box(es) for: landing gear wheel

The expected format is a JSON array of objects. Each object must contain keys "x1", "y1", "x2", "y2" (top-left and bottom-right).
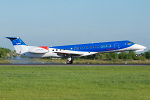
[
  {"x1": 67, "y1": 59, "x2": 73, "y2": 64},
  {"x1": 66, "y1": 56, "x2": 74, "y2": 64}
]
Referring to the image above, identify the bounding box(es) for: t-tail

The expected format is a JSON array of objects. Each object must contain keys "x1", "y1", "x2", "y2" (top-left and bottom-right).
[
  {"x1": 6, "y1": 37, "x2": 29, "y2": 54},
  {"x1": 6, "y1": 37, "x2": 49, "y2": 56}
]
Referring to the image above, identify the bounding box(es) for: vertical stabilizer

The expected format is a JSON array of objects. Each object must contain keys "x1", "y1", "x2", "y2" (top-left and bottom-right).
[{"x1": 6, "y1": 37, "x2": 28, "y2": 54}]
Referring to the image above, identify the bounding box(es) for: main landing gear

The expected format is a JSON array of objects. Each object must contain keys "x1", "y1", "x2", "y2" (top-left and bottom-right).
[{"x1": 67, "y1": 56, "x2": 74, "y2": 64}]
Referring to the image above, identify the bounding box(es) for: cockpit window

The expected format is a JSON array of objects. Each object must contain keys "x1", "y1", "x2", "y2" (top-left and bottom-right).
[{"x1": 127, "y1": 42, "x2": 134, "y2": 45}]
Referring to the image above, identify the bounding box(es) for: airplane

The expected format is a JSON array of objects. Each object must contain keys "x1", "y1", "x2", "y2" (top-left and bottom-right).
[{"x1": 6, "y1": 37, "x2": 146, "y2": 64}]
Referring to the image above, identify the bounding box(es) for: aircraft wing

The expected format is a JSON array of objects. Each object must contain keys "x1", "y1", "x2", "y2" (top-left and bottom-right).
[
  {"x1": 54, "y1": 50, "x2": 83, "y2": 57},
  {"x1": 54, "y1": 50, "x2": 97, "y2": 57}
]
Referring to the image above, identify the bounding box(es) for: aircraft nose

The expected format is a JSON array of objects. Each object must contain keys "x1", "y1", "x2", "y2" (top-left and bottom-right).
[
  {"x1": 132, "y1": 44, "x2": 147, "y2": 52},
  {"x1": 137, "y1": 44, "x2": 146, "y2": 50},
  {"x1": 142, "y1": 45, "x2": 147, "y2": 50}
]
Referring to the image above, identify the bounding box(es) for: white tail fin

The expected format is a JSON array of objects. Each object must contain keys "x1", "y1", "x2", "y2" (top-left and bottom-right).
[{"x1": 6, "y1": 37, "x2": 29, "y2": 54}]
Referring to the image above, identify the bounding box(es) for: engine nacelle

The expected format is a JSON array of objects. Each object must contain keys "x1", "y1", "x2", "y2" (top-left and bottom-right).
[{"x1": 28, "y1": 46, "x2": 49, "y2": 53}]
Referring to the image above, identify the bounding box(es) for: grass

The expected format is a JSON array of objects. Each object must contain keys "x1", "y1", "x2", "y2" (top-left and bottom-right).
[
  {"x1": 31, "y1": 58, "x2": 150, "y2": 64},
  {"x1": 2, "y1": 58, "x2": 150, "y2": 64},
  {"x1": 0, "y1": 66, "x2": 150, "y2": 100},
  {"x1": 0, "y1": 58, "x2": 10, "y2": 64}
]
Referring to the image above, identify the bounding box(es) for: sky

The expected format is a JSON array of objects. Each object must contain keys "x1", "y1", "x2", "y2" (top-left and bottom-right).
[{"x1": 0, "y1": 0, "x2": 150, "y2": 52}]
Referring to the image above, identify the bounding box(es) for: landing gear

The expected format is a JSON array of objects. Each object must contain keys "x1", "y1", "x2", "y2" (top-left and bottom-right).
[
  {"x1": 66, "y1": 56, "x2": 74, "y2": 64},
  {"x1": 136, "y1": 54, "x2": 138, "y2": 57}
]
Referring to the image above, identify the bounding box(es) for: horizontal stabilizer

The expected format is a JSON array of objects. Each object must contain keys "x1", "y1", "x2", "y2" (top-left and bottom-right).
[{"x1": 6, "y1": 37, "x2": 18, "y2": 40}]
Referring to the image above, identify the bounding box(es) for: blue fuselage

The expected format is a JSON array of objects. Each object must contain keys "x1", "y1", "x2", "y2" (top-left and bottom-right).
[{"x1": 51, "y1": 40, "x2": 134, "y2": 52}]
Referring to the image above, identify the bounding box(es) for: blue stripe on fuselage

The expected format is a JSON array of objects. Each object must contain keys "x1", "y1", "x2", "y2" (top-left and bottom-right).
[{"x1": 50, "y1": 40, "x2": 134, "y2": 52}]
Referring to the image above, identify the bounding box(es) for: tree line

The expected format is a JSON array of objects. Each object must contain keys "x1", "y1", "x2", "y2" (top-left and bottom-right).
[
  {"x1": 82, "y1": 51, "x2": 150, "y2": 60},
  {"x1": 0, "y1": 47, "x2": 11, "y2": 58},
  {"x1": 0, "y1": 47, "x2": 150, "y2": 60}
]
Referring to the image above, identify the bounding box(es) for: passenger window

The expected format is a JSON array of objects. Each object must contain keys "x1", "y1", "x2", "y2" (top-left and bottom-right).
[
  {"x1": 75, "y1": 47, "x2": 77, "y2": 49},
  {"x1": 86, "y1": 46, "x2": 88, "y2": 49},
  {"x1": 63, "y1": 48, "x2": 65, "y2": 50},
  {"x1": 105, "y1": 45, "x2": 107, "y2": 47},
  {"x1": 82, "y1": 47, "x2": 84, "y2": 49},
  {"x1": 79, "y1": 47, "x2": 81, "y2": 49},
  {"x1": 94, "y1": 46, "x2": 96, "y2": 48},
  {"x1": 90, "y1": 46, "x2": 92, "y2": 48},
  {"x1": 101, "y1": 45, "x2": 103, "y2": 48},
  {"x1": 67, "y1": 48, "x2": 69, "y2": 50},
  {"x1": 109, "y1": 45, "x2": 111, "y2": 47},
  {"x1": 97, "y1": 45, "x2": 99, "y2": 48}
]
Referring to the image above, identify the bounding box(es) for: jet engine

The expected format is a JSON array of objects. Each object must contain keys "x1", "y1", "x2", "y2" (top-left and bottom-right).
[{"x1": 28, "y1": 46, "x2": 49, "y2": 53}]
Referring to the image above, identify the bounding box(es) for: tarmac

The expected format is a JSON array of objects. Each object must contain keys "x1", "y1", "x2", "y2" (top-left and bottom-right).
[{"x1": 1, "y1": 63, "x2": 150, "y2": 66}]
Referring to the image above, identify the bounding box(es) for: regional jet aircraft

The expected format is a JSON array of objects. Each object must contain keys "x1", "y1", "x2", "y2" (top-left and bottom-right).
[{"x1": 6, "y1": 37, "x2": 146, "y2": 64}]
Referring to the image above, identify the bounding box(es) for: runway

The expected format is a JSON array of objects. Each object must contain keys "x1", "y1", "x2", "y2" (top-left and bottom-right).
[{"x1": 1, "y1": 63, "x2": 150, "y2": 66}]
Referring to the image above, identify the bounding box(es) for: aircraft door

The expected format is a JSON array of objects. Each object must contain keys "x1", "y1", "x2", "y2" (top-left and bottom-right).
[{"x1": 114, "y1": 43, "x2": 119, "y2": 49}]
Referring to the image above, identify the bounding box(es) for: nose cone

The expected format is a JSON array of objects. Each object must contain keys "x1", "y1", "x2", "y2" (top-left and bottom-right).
[
  {"x1": 142, "y1": 45, "x2": 147, "y2": 50},
  {"x1": 131, "y1": 44, "x2": 147, "y2": 52},
  {"x1": 136, "y1": 44, "x2": 146, "y2": 50}
]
